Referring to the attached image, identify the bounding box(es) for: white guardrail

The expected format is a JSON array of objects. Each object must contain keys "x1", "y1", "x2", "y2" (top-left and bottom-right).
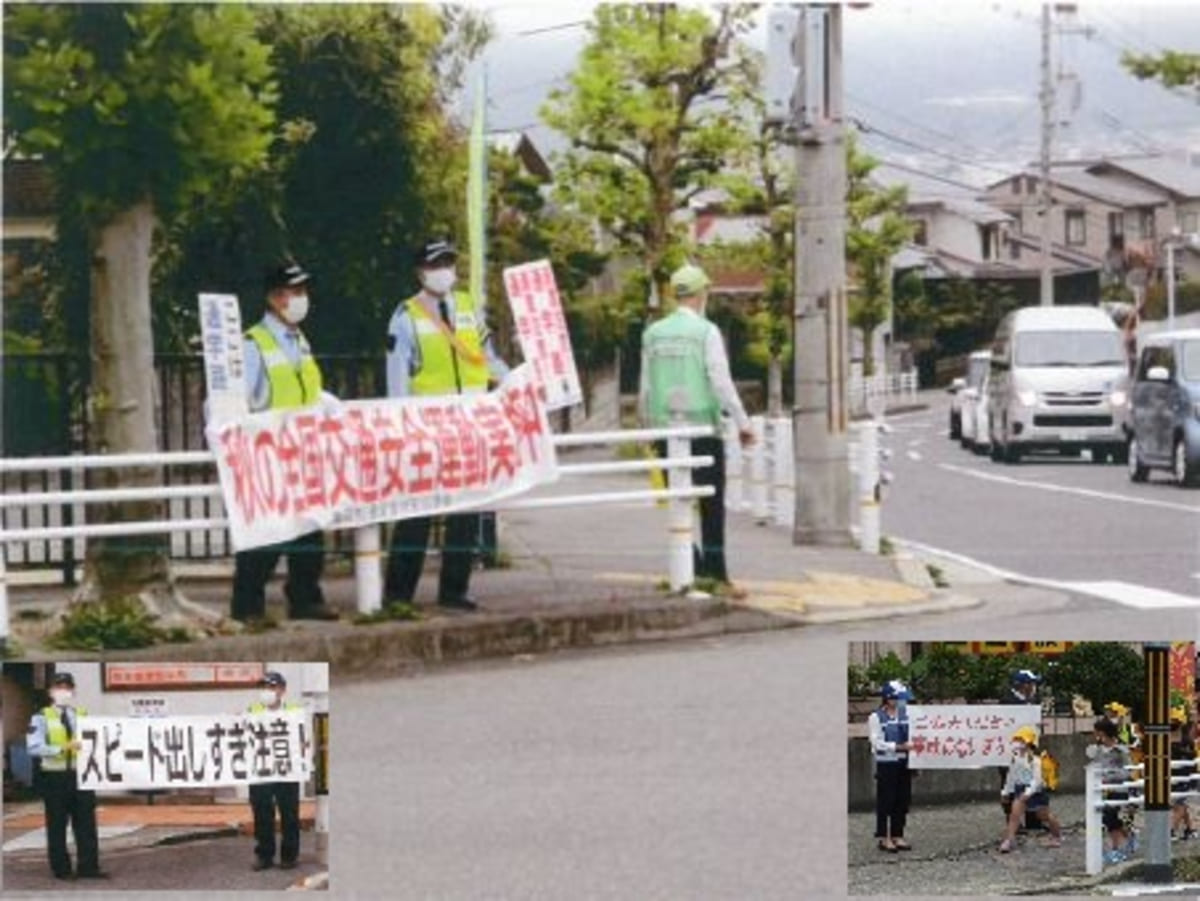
[
  {"x1": 726, "y1": 415, "x2": 891, "y2": 553},
  {"x1": 849, "y1": 370, "x2": 918, "y2": 411},
  {"x1": 0, "y1": 426, "x2": 718, "y2": 643},
  {"x1": 1085, "y1": 759, "x2": 1200, "y2": 875}
]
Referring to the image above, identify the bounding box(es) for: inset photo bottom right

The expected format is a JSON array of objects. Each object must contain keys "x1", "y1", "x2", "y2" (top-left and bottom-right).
[{"x1": 848, "y1": 640, "x2": 1200, "y2": 896}]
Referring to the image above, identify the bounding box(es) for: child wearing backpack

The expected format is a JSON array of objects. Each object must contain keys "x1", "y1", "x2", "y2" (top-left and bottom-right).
[
  {"x1": 1088, "y1": 717, "x2": 1134, "y2": 862},
  {"x1": 999, "y1": 725, "x2": 1063, "y2": 853}
]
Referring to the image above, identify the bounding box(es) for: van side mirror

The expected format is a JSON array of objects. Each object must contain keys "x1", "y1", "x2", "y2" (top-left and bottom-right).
[
  {"x1": 948, "y1": 377, "x2": 966, "y2": 394},
  {"x1": 1146, "y1": 365, "x2": 1170, "y2": 382}
]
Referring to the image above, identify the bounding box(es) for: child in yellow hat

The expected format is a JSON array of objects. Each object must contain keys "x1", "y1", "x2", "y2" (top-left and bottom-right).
[{"x1": 999, "y1": 725, "x2": 1063, "y2": 852}]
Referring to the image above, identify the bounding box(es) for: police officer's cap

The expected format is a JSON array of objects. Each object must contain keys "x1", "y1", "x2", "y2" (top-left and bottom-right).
[
  {"x1": 264, "y1": 258, "x2": 311, "y2": 293},
  {"x1": 1011, "y1": 669, "x2": 1041, "y2": 685},
  {"x1": 415, "y1": 240, "x2": 458, "y2": 267},
  {"x1": 51, "y1": 671, "x2": 75, "y2": 688},
  {"x1": 260, "y1": 671, "x2": 287, "y2": 688}
]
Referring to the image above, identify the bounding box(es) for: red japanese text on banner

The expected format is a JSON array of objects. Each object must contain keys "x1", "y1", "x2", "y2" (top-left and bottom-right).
[
  {"x1": 502, "y1": 260, "x2": 583, "y2": 411},
  {"x1": 906, "y1": 704, "x2": 1041, "y2": 769},
  {"x1": 206, "y1": 364, "x2": 559, "y2": 551}
]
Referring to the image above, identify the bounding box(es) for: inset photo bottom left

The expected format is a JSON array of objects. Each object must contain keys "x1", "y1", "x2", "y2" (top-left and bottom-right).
[{"x1": 1, "y1": 661, "x2": 329, "y2": 893}]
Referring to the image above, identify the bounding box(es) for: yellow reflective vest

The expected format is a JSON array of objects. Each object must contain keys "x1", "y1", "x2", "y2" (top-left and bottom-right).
[
  {"x1": 246, "y1": 323, "x2": 323, "y2": 410},
  {"x1": 248, "y1": 701, "x2": 302, "y2": 714},
  {"x1": 39, "y1": 705, "x2": 86, "y2": 772},
  {"x1": 406, "y1": 291, "x2": 489, "y2": 396}
]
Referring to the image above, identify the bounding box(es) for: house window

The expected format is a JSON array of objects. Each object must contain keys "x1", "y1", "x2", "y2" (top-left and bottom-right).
[
  {"x1": 1182, "y1": 211, "x2": 1199, "y2": 235},
  {"x1": 1108, "y1": 212, "x2": 1123, "y2": 239},
  {"x1": 1026, "y1": 176, "x2": 1037, "y2": 195},
  {"x1": 1125, "y1": 209, "x2": 1155, "y2": 241},
  {"x1": 1011, "y1": 178, "x2": 1020, "y2": 195},
  {"x1": 1009, "y1": 235, "x2": 1021, "y2": 260},
  {"x1": 1140, "y1": 209, "x2": 1156, "y2": 241},
  {"x1": 912, "y1": 219, "x2": 928, "y2": 246},
  {"x1": 1065, "y1": 209, "x2": 1086, "y2": 246}
]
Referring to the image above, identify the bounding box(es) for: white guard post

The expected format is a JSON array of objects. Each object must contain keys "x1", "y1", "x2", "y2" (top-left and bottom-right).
[
  {"x1": 353, "y1": 525, "x2": 383, "y2": 614},
  {"x1": 749, "y1": 415, "x2": 769, "y2": 523},
  {"x1": 770, "y1": 417, "x2": 794, "y2": 529},
  {"x1": 1085, "y1": 762, "x2": 1103, "y2": 876},
  {"x1": 857, "y1": 420, "x2": 881, "y2": 555},
  {"x1": 666, "y1": 429, "x2": 695, "y2": 592},
  {"x1": 725, "y1": 420, "x2": 745, "y2": 513}
]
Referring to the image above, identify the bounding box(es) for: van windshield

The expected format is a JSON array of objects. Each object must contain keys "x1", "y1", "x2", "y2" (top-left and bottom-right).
[
  {"x1": 1014, "y1": 331, "x2": 1125, "y2": 367},
  {"x1": 1182, "y1": 340, "x2": 1200, "y2": 383}
]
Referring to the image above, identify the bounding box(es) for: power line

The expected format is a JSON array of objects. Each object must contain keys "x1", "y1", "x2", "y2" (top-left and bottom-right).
[{"x1": 851, "y1": 117, "x2": 1018, "y2": 180}]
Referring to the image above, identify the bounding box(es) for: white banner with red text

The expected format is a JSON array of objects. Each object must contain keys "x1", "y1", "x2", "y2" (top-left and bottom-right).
[
  {"x1": 503, "y1": 260, "x2": 583, "y2": 411},
  {"x1": 207, "y1": 364, "x2": 558, "y2": 551},
  {"x1": 77, "y1": 711, "x2": 311, "y2": 790},
  {"x1": 906, "y1": 704, "x2": 1042, "y2": 769}
]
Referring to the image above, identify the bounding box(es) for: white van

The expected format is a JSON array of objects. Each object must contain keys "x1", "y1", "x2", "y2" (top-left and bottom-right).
[{"x1": 987, "y1": 306, "x2": 1130, "y2": 464}]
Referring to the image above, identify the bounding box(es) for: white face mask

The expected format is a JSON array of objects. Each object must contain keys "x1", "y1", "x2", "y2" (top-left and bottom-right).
[
  {"x1": 50, "y1": 689, "x2": 73, "y2": 706},
  {"x1": 259, "y1": 689, "x2": 280, "y2": 705},
  {"x1": 422, "y1": 268, "x2": 457, "y2": 296},
  {"x1": 281, "y1": 293, "x2": 309, "y2": 325}
]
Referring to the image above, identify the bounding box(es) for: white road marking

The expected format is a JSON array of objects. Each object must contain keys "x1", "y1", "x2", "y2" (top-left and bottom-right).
[
  {"x1": 896, "y1": 538, "x2": 1200, "y2": 609},
  {"x1": 906, "y1": 450, "x2": 923, "y2": 462},
  {"x1": 937, "y1": 462, "x2": 1200, "y2": 515},
  {"x1": 907, "y1": 438, "x2": 926, "y2": 448}
]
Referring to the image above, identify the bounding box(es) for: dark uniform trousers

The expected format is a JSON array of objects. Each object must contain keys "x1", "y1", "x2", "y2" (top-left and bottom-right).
[
  {"x1": 874, "y1": 760, "x2": 912, "y2": 839},
  {"x1": 231, "y1": 530, "x2": 326, "y2": 620},
  {"x1": 655, "y1": 436, "x2": 729, "y2": 583},
  {"x1": 41, "y1": 770, "x2": 100, "y2": 877},
  {"x1": 385, "y1": 513, "x2": 478, "y2": 601},
  {"x1": 250, "y1": 781, "x2": 300, "y2": 865}
]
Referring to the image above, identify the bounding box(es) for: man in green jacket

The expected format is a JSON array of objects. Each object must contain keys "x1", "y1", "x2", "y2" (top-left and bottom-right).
[{"x1": 639, "y1": 263, "x2": 754, "y2": 597}]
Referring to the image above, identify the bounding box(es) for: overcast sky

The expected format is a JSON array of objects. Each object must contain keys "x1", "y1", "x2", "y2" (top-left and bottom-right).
[{"x1": 465, "y1": 1, "x2": 1200, "y2": 184}]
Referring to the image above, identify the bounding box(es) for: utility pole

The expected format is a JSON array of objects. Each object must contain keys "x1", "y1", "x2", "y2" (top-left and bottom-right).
[
  {"x1": 792, "y1": 4, "x2": 853, "y2": 546},
  {"x1": 1038, "y1": 2, "x2": 1055, "y2": 306},
  {"x1": 1142, "y1": 643, "x2": 1172, "y2": 883}
]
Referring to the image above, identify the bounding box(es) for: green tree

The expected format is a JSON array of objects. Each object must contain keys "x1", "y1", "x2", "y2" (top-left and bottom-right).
[
  {"x1": 541, "y1": 3, "x2": 756, "y2": 308},
  {"x1": 154, "y1": 5, "x2": 491, "y2": 357},
  {"x1": 4, "y1": 4, "x2": 276, "y2": 619},
  {"x1": 846, "y1": 135, "x2": 913, "y2": 378},
  {"x1": 1047, "y1": 643, "x2": 1144, "y2": 719},
  {"x1": 1123, "y1": 50, "x2": 1200, "y2": 90}
]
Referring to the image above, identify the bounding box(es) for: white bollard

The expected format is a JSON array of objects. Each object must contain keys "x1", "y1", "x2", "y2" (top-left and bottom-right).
[
  {"x1": 353, "y1": 525, "x2": 383, "y2": 614},
  {"x1": 771, "y1": 417, "x2": 794, "y2": 529},
  {"x1": 725, "y1": 421, "x2": 745, "y2": 513},
  {"x1": 666, "y1": 432, "x2": 695, "y2": 592},
  {"x1": 1085, "y1": 763, "x2": 1102, "y2": 876},
  {"x1": 749, "y1": 416, "x2": 769, "y2": 523},
  {"x1": 858, "y1": 421, "x2": 881, "y2": 555}
]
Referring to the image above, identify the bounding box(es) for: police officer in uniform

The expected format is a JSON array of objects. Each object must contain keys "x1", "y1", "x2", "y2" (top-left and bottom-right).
[
  {"x1": 26, "y1": 672, "x2": 106, "y2": 880},
  {"x1": 248, "y1": 671, "x2": 304, "y2": 871},
  {"x1": 638, "y1": 263, "x2": 754, "y2": 596},
  {"x1": 231, "y1": 259, "x2": 339, "y2": 623},
  {"x1": 868, "y1": 679, "x2": 914, "y2": 852},
  {"x1": 383, "y1": 239, "x2": 509, "y2": 611}
]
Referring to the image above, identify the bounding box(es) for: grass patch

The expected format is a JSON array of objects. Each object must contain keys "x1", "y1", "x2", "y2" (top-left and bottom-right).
[
  {"x1": 353, "y1": 601, "x2": 421, "y2": 625},
  {"x1": 879, "y1": 536, "x2": 895, "y2": 556},
  {"x1": 49, "y1": 598, "x2": 168, "y2": 651}
]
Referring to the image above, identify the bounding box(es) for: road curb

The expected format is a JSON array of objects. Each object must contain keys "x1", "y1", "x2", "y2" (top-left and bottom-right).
[
  {"x1": 795, "y1": 592, "x2": 982, "y2": 625},
  {"x1": 23, "y1": 598, "x2": 801, "y2": 675},
  {"x1": 152, "y1": 825, "x2": 241, "y2": 846}
]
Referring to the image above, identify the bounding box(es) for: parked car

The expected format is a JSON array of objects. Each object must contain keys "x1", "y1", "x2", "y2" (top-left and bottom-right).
[
  {"x1": 1127, "y1": 328, "x2": 1200, "y2": 487},
  {"x1": 988, "y1": 306, "x2": 1130, "y2": 464},
  {"x1": 958, "y1": 350, "x2": 992, "y2": 453}
]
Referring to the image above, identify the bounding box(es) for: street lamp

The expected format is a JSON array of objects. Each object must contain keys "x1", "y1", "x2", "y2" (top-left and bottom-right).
[{"x1": 1163, "y1": 227, "x2": 1200, "y2": 330}]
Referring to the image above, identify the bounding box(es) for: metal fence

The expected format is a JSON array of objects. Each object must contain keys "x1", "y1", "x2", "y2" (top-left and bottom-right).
[{"x1": 1, "y1": 352, "x2": 384, "y2": 580}]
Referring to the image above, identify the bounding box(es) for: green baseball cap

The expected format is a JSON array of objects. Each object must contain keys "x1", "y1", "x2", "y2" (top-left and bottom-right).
[{"x1": 670, "y1": 263, "x2": 711, "y2": 298}]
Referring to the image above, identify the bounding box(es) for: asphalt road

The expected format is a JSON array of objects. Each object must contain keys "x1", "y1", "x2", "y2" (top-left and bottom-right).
[
  {"x1": 333, "y1": 630, "x2": 841, "y2": 900},
  {"x1": 881, "y1": 393, "x2": 1200, "y2": 605},
  {"x1": 2, "y1": 833, "x2": 323, "y2": 893}
]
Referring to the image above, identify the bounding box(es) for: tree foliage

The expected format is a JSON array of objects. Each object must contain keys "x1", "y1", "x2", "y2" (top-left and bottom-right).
[
  {"x1": 1123, "y1": 50, "x2": 1200, "y2": 91},
  {"x1": 845, "y1": 134, "x2": 912, "y2": 377},
  {"x1": 542, "y1": 3, "x2": 757, "y2": 306},
  {"x1": 1046, "y1": 643, "x2": 1144, "y2": 720}
]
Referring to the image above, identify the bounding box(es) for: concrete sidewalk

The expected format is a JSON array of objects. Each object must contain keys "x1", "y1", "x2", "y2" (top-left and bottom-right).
[{"x1": 5, "y1": 467, "x2": 973, "y2": 672}]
